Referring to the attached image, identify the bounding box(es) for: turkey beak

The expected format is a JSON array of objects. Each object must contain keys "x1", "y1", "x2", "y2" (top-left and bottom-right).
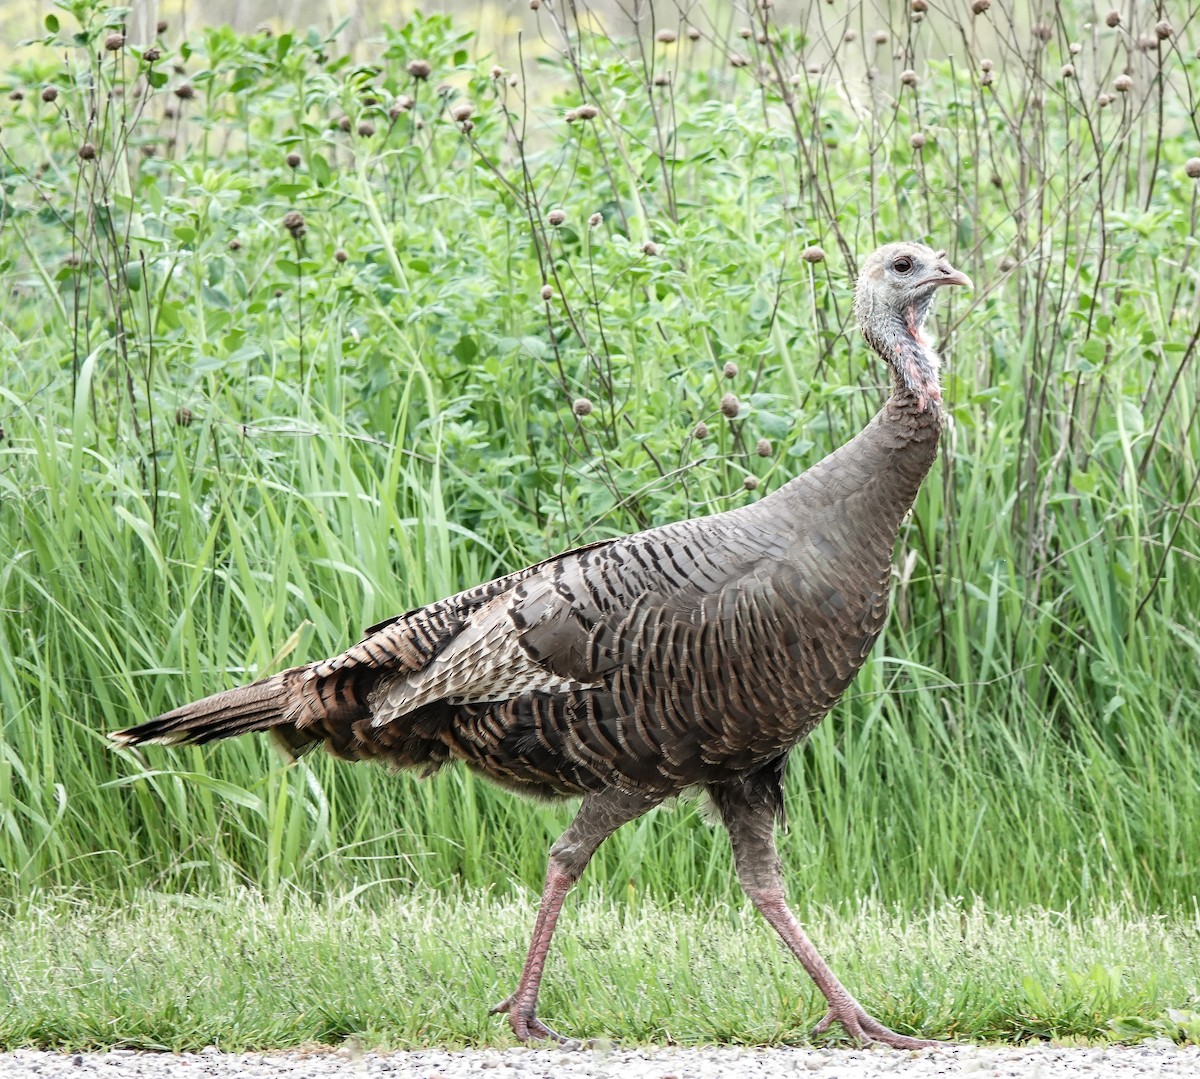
[{"x1": 921, "y1": 263, "x2": 973, "y2": 290}]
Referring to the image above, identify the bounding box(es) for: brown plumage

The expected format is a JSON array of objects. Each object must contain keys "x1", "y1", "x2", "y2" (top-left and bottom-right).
[{"x1": 112, "y1": 241, "x2": 971, "y2": 1048}]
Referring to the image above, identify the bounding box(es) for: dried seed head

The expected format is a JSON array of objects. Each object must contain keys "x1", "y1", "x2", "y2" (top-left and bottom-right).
[
  {"x1": 693, "y1": 421, "x2": 709, "y2": 440},
  {"x1": 156, "y1": 19, "x2": 168, "y2": 33},
  {"x1": 1155, "y1": 20, "x2": 1173, "y2": 39},
  {"x1": 900, "y1": 68, "x2": 918, "y2": 86},
  {"x1": 1032, "y1": 23, "x2": 1052, "y2": 42},
  {"x1": 228, "y1": 239, "x2": 241, "y2": 251},
  {"x1": 509, "y1": 74, "x2": 519, "y2": 87},
  {"x1": 720, "y1": 392, "x2": 741, "y2": 418},
  {"x1": 756, "y1": 33, "x2": 769, "y2": 45},
  {"x1": 1136, "y1": 34, "x2": 1155, "y2": 51},
  {"x1": 9, "y1": 89, "x2": 24, "y2": 101},
  {"x1": 687, "y1": 26, "x2": 701, "y2": 40},
  {"x1": 450, "y1": 102, "x2": 473, "y2": 122},
  {"x1": 357, "y1": 120, "x2": 375, "y2": 136},
  {"x1": 407, "y1": 59, "x2": 431, "y2": 80},
  {"x1": 1061, "y1": 63, "x2": 1075, "y2": 78},
  {"x1": 911, "y1": 10, "x2": 925, "y2": 21},
  {"x1": 393, "y1": 95, "x2": 414, "y2": 114},
  {"x1": 572, "y1": 397, "x2": 593, "y2": 417},
  {"x1": 1097, "y1": 92, "x2": 1113, "y2": 107},
  {"x1": 274, "y1": 288, "x2": 283, "y2": 298},
  {"x1": 656, "y1": 30, "x2": 677, "y2": 44},
  {"x1": 723, "y1": 362, "x2": 739, "y2": 380},
  {"x1": 174, "y1": 84, "x2": 194, "y2": 100},
  {"x1": 738, "y1": 27, "x2": 752, "y2": 39},
  {"x1": 175, "y1": 407, "x2": 193, "y2": 426},
  {"x1": 1069, "y1": 41, "x2": 1082, "y2": 54},
  {"x1": 806, "y1": 62, "x2": 821, "y2": 74},
  {"x1": 362, "y1": 95, "x2": 379, "y2": 106},
  {"x1": 730, "y1": 54, "x2": 750, "y2": 68},
  {"x1": 540, "y1": 284, "x2": 554, "y2": 301},
  {"x1": 336, "y1": 113, "x2": 352, "y2": 131},
  {"x1": 575, "y1": 104, "x2": 598, "y2": 120},
  {"x1": 282, "y1": 210, "x2": 306, "y2": 238},
  {"x1": 529, "y1": 0, "x2": 540, "y2": 8},
  {"x1": 642, "y1": 241, "x2": 659, "y2": 256},
  {"x1": 873, "y1": 30, "x2": 888, "y2": 44},
  {"x1": 1104, "y1": 9, "x2": 1120, "y2": 27},
  {"x1": 980, "y1": 58, "x2": 994, "y2": 72},
  {"x1": 286, "y1": 152, "x2": 301, "y2": 168},
  {"x1": 652, "y1": 72, "x2": 670, "y2": 87},
  {"x1": 971, "y1": 0, "x2": 990, "y2": 13},
  {"x1": 459, "y1": 119, "x2": 474, "y2": 133},
  {"x1": 41, "y1": 86, "x2": 58, "y2": 103},
  {"x1": 334, "y1": 248, "x2": 348, "y2": 263},
  {"x1": 78, "y1": 142, "x2": 97, "y2": 160},
  {"x1": 547, "y1": 209, "x2": 566, "y2": 226},
  {"x1": 490, "y1": 65, "x2": 504, "y2": 79},
  {"x1": 143, "y1": 46, "x2": 161, "y2": 62},
  {"x1": 844, "y1": 29, "x2": 858, "y2": 42},
  {"x1": 802, "y1": 245, "x2": 826, "y2": 263},
  {"x1": 164, "y1": 106, "x2": 176, "y2": 119},
  {"x1": 105, "y1": 33, "x2": 125, "y2": 51},
  {"x1": 1113, "y1": 74, "x2": 1132, "y2": 92},
  {"x1": 999, "y1": 255, "x2": 1017, "y2": 272},
  {"x1": 756, "y1": 438, "x2": 772, "y2": 457},
  {"x1": 911, "y1": 0, "x2": 928, "y2": 10},
  {"x1": 1185, "y1": 158, "x2": 1200, "y2": 179},
  {"x1": 743, "y1": 475, "x2": 759, "y2": 491},
  {"x1": 910, "y1": 131, "x2": 926, "y2": 148}
]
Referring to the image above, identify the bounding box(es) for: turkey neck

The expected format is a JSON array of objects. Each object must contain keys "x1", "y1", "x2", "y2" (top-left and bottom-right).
[{"x1": 768, "y1": 316, "x2": 943, "y2": 541}]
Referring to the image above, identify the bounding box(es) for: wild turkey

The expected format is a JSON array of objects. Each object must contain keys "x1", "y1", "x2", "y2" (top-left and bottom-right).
[{"x1": 112, "y1": 241, "x2": 971, "y2": 1049}]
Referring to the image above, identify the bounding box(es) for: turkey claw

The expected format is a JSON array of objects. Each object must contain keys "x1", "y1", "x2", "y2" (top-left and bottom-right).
[
  {"x1": 812, "y1": 1004, "x2": 946, "y2": 1049},
  {"x1": 490, "y1": 996, "x2": 577, "y2": 1046}
]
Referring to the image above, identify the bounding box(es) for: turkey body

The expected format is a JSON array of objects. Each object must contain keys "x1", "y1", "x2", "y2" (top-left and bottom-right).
[
  {"x1": 112, "y1": 241, "x2": 969, "y2": 1050},
  {"x1": 125, "y1": 392, "x2": 936, "y2": 803}
]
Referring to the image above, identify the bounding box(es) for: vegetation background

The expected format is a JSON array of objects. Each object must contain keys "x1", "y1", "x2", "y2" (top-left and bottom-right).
[{"x1": 0, "y1": 0, "x2": 1198, "y2": 1051}]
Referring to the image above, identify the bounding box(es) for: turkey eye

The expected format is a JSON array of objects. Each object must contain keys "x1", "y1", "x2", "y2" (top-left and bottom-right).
[{"x1": 893, "y1": 256, "x2": 913, "y2": 274}]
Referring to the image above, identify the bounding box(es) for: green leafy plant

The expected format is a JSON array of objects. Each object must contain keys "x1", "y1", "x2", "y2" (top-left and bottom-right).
[{"x1": 0, "y1": 1, "x2": 1197, "y2": 921}]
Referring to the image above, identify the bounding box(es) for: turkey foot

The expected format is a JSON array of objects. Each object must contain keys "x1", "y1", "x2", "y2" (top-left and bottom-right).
[
  {"x1": 812, "y1": 1004, "x2": 946, "y2": 1049},
  {"x1": 489, "y1": 994, "x2": 576, "y2": 1046}
]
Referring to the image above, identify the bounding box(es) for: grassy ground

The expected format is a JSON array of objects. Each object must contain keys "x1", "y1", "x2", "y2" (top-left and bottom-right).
[
  {"x1": 1, "y1": 890, "x2": 1198, "y2": 1050},
  {"x1": 0, "y1": 0, "x2": 1199, "y2": 1049}
]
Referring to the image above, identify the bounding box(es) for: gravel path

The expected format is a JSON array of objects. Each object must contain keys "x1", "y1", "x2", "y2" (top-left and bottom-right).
[{"x1": 3, "y1": 1045, "x2": 1199, "y2": 1079}]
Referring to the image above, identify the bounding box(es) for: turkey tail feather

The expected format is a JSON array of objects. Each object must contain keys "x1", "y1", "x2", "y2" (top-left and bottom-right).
[{"x1": 110, "y1": 671, "x2": 299, "y2": 747}]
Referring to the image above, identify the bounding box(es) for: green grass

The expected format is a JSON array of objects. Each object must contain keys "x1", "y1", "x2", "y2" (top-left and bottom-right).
[
  {"x1": 0, "y1": 0, "x2": 1198, "y2": 928},
  {"x1": 1, "y1": 890, "x2": 1198, "y2": 1050}
]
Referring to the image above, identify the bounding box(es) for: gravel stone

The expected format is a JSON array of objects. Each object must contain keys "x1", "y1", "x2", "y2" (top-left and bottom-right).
[{"x1": 1, "y1": 1046, "x2": 1199, "y2": 1079}]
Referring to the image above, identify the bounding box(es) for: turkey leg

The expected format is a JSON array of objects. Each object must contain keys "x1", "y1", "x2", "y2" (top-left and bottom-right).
[
  {"x1": 491, "y1": 789, "x2": 659, "y2": 1044},
  {"x1": 711, "y1": 781, "x2": 946, "y2": 1049}
]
